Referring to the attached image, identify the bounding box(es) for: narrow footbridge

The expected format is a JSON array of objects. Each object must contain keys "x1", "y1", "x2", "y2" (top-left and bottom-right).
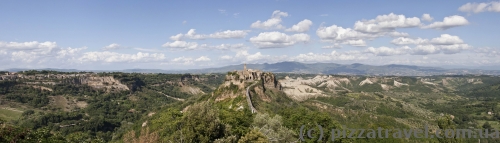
[{"x1": 246, "y1": 82, "x2": 258, "y2": 114}]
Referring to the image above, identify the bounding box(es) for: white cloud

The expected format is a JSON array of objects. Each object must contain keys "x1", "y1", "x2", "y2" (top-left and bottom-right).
[
  {"x1": 11, "y1": 51, "x2": 40, "y2": 63},
  {"x1": 440, "y1": 44, "x2": 471, "y2": 54},
  {"x1": 475, "y1": 47, "x2": 500, "y2": 57},
  {"x1": 102, "y1": 43, "x2": 122, "y2": 50},
  {"x1": 234, "y1": 50, "x2": 274, "y2": 62},
  {"x1": 0, "y1": 41, "x2": 57, "y2": 51},
  {"x1": 220, "y1": 55, "x2": 233, "y2": 60},
  {"x1": 285, "y1": 19, "x2": 313, "y2": 33},
  {"x1": 322, "y1": 43, "x2": 342, "y2": 49},
  {"x1": 365, "y1": 46, "x2": 411, "y2": 56},
  {"x1": 200, "y1": 43, "x2": 245, "y2": 50},
  {"x1": 388, "y1": 31, "x2": 410, "y2": 37},
  {"x1": 208, "y1": 30, "x2": 250, "y2": 39},
  {"x1": 421, "y1": 15, "x2": 469, "y2": 30},
  {"x1": 316, "y1": 25, "x2": 378, "y2": 47},
  {"x1": 171, "y1": 56, "x2": 194, "y2": 65},
  {"x1": 169, "y1": 29, "x2": 249, "y2": 40},
  {"x1": 411, "y1": 45, "x2": 440, "y2": 55},
  {"x1": 291, "y1": 50, "x2": 368, "y2": 62},
  {"x1": 182, "y1": 21, "x2": 187, "y2": 24},
  {"x1": 78, "y1": 52, "x2": 166, "y2": 63},
  {"x1": 249, "y1": 32, "x2": 310, "y2": 48},
  {"x1": 459, "y1": 1, "x2": 500, "y2": 13},
  {"x1": 320, "y1": 14, "x2": 328, "y2": 17},
  {"x1": 421, "y1": 14, "x2": 434, "y2": 22},
  {"x1": 162, "y1": 41, "x2": 198, "y2": 50},
  {"x1": 429, "y1": 34, "x2": 464, "y2": 45},
  {"x1": 342, "y1": 40, "x2": 366, "y2": 47},
  {"x1": 184, "y1": 29, "x2": 205, "y2": 40},
  {"x1": 170, "y1": 34, "x2": 184, "y2": 41},
  {"x1": 57, "y1": 47, "x2": 87, "y2": 59},
  {"x1": 194, "y1": 56, "x2": 211, "y2": 62},
  {"x1": 389, "y1": 34, "x2": 470, "y2": 55},
  {"x1": 163, "y1": 41, "x2": 245, "y2": 50},
  {"x1": 353, "y1": 13, "x2": 421, "y2": 33},
  {"x1": 250, "y1": 10, "x2": 288, "y2": 29},
  {"x1": 391, "y1": 37, "x2": 428, "y2": 45},
  {"x1": 0, "y1": 41, "x2": 87, "y2": 65}
]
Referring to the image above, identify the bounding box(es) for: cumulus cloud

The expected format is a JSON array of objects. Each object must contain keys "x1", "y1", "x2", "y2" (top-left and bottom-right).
[
  {"x1": 322, "y1": 43, "x2": 342, "y2": 49},
  {"x1": 411, "y1": 45, "x2": 440, "y2": 55},
  {"x1": 57, "y1": 47, "x2": 88, "y2": 59},
  {"x1": 163, "y1": 41, "x2": 246, "y2": 50},
  {"x1": 285, "y1": 19, "x2": 313, "y2": 33},
  {"x1": 208, "y1": 30, "x2": 250, "y2": 39},
  {"x1": 421, "y1": 15, "x2": 469, "y2": 30},
  {"x1": 440, "y1": 44, "x2": 471, "y2": 54},
  {"x1": 220, "y1": 55, "x2": 233, "y2": 60},
  {"x1": 0, "y1": 40, "x2": 88, "y2": 65},
  {"x1": 199, "y1": 43, "x2": 246, "y2": 50},
  {"x1": 475, "y1": 47, "x2": 500, "y2": 57},
  {"x1": 162, "y1": 41, "x2": 199, "y2": 50},
  {"x1": 421, "y1": 14, "x2": 434, "y2": 22},
  {"x1": 171, "y1": 57, "x2": 194, "y2": 65},
  {"x1": 316, "y1": 14, "x2": 421, "y2": 47},
  {"x1": 250, "y1": 10, "x2": 288, "y2": 29},
  {"x1": 291, "y1": 50, "x2": 368, "y2": 62},
  {"x1": 170, "y1": 34, "x2": 184, "y2": 41},
  {"x1": 102, "y1": 43, "x2": 124, "y2": 50},
  {"x1": 388, "y1": 31, "x2": 410, "y2": 37},
  {"x1": 459, "y1": 1, "x2": 500, "y2": 13},
  {"x1": 389, "y1": 34, "x2": 471, "y2": 55},
  {"x1": 194, "y1": 56, "x2": 211, "y2": 62},
  {"x1": 353, "y1": 13, "x2": 421, "y2": 33},
  {"x1": 316, "y1": 25, "x2": 379, "y2": 47},
  {"x1": 78, "y1": 52, "x2": 166, "y2": 63},
  {"x1": 342, "y1": 40, "x2": 367, "y2": 47},
  {"x1": 391, "y1": 37, "x2": 429, "y2": 45},
  {"x1": 365, "y1": 46, "x2": 411, "y2": 56},
  {"x1": 249, "y1": 32, "x2": 310, "y2": 48},
  {"x1": 229, "y1": 50, "x2": 277, "y2": 63},
  {"x1": 169, "y1": 29, "x2": 249, "y2": 40},
  {"x1": 430, "y1": 34, "x2": 464, "y2": 45},
  {"x1": 0, "y1": 41, "x2": 57, "y2": 51}
]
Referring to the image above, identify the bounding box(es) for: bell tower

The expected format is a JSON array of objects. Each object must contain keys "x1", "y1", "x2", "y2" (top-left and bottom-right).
[{"x1": 244, "y1": 63, "x2": 247, "y2": 71}]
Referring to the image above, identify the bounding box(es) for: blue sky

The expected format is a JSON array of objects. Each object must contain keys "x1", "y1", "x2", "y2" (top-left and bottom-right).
[{"x1": 1, "y1": 0, "x2": 499, "y2": 70}]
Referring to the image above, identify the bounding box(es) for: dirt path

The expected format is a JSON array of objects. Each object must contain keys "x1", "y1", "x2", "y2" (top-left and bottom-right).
[{"x1": 156, "y1": 91, "x2": 185, "y2": 101}]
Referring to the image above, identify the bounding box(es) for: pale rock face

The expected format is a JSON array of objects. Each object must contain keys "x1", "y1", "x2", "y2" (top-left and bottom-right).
[
  {"x1": 0, "y1": 73, "x2": 129, "y2": 91},
  {"x1": 393, "y1": 80, "x2": 408, "y2": 87}
]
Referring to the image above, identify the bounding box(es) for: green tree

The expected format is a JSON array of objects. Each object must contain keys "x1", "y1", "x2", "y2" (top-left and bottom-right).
[
  {"x1": 437, "y1": 115, "x2": 464, "y2": 143},
  {"x1": 238, "y1": 129, "x2": 269, "y2": 143}
]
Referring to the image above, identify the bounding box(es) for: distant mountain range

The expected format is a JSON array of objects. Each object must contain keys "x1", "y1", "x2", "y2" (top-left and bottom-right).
[{"x1": 4, "y1": 62, "x2": 500, "y2": 76}]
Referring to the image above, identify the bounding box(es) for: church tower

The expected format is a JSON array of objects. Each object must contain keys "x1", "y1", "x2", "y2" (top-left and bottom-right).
[{"x1": 244, "y1": 63, "x2": 247, "y2": 71}]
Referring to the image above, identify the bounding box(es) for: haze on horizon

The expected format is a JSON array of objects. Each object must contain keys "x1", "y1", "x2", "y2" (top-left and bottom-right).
[{"x1": 1, "y1": 0, "x2": 500, "y2": 70}]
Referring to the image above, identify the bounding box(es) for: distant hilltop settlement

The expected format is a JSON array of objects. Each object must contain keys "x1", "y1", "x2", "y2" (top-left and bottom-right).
[{"x1": 223, "y1": 64, "x2": 282, "y2": 90}]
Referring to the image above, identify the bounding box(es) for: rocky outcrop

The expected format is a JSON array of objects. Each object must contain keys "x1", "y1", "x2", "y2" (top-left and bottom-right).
[
  {"x1": 216, "y1": 68, "x2": 282, "y2": 101},
  {"x1": 0, "y1": 73, "x2": 129, "y2": 91},
  {"x1": 260, "y1": 72, "x2": 282, "y2": 92},
  {"x1": 68, "y1": 76, "x2": 129, "y2": 91}
]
